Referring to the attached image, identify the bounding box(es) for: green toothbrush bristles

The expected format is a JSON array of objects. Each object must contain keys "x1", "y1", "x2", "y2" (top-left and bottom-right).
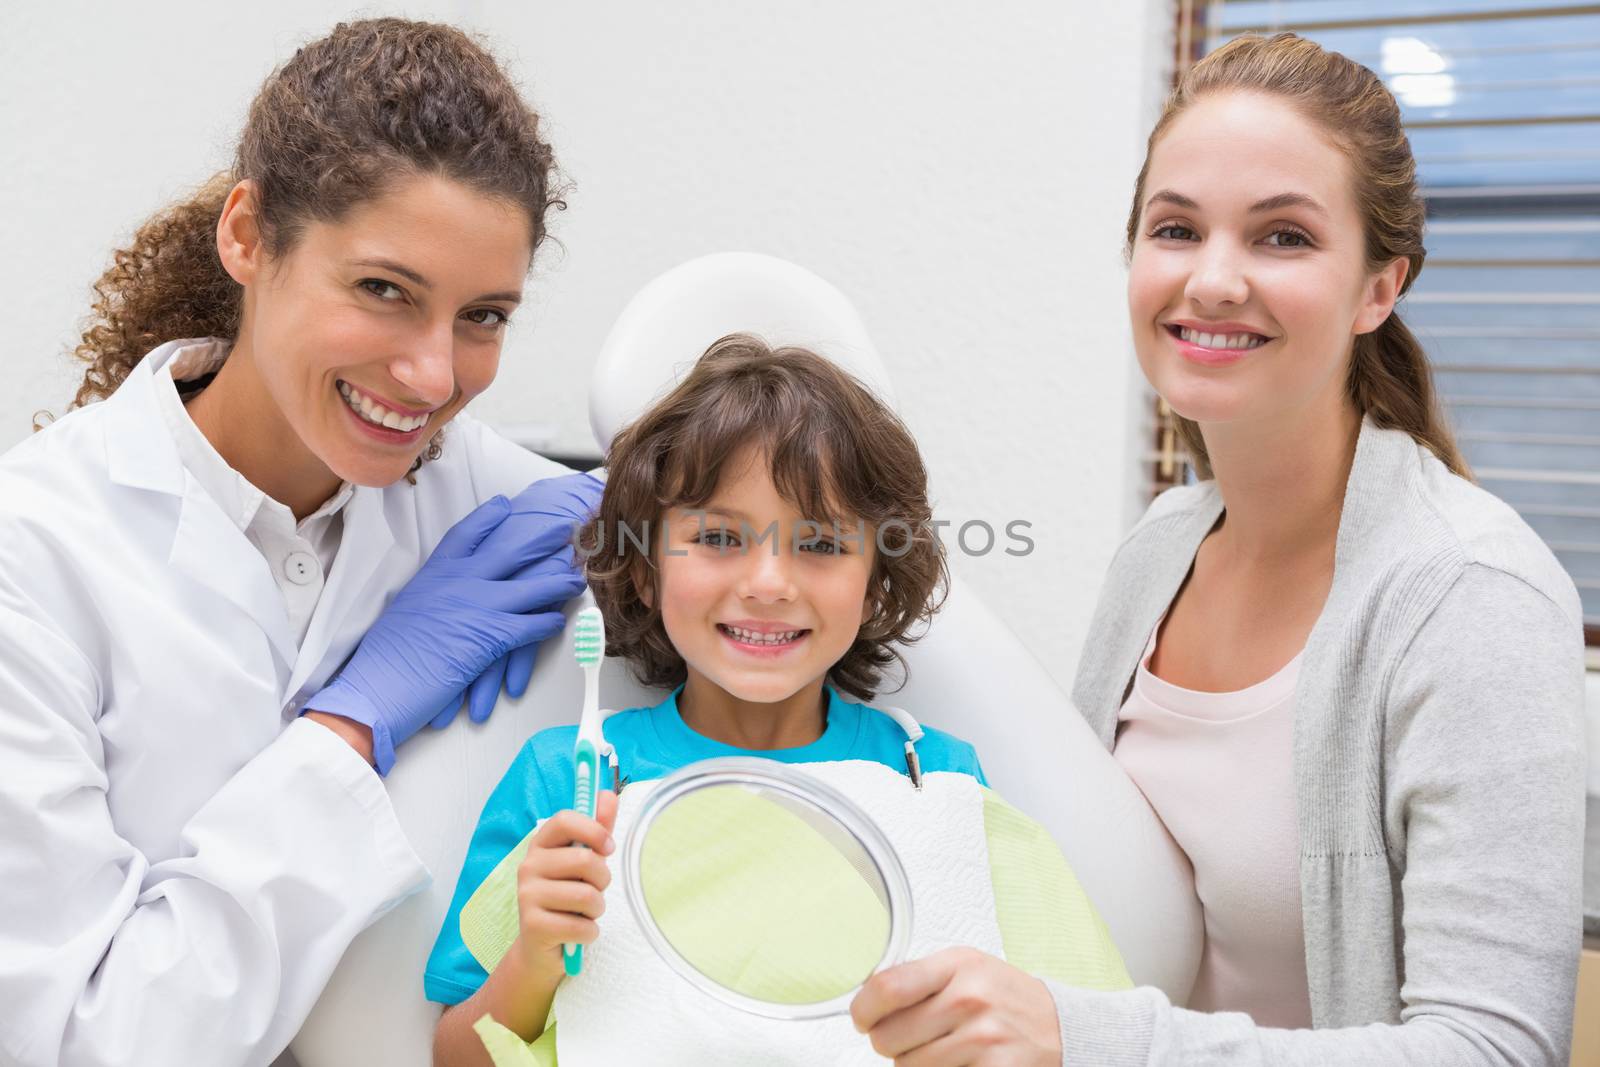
[{"x1": 573, "y1": 607, "x2": 605, "y2": 666}]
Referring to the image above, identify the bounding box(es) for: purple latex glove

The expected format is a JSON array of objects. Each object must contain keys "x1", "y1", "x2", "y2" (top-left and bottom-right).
[
  {"x1": 304, "y1": 487, "x2": 589, "y2": 774},
  {"x1": 427, "y1": 471, "x2": 605, "y2": 730}
]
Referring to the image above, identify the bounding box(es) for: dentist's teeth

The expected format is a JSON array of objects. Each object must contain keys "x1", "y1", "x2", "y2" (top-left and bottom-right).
[{"x1": 338, "y1": 382, "x2": 429, "y2": 432}]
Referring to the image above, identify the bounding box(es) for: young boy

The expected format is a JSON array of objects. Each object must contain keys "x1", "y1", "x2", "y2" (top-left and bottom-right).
[{"x1": 427, "y1": 334, "x2": 987, "y2": 1062}]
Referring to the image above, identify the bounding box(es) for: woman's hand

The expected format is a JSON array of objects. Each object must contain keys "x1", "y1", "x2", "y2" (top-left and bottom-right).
[
  {"x1": 442, "y1": 472, "x2": 606, "y2": 727},
  {"x1": 850, "y1": 948, "x2": 1062, "y2": 1066},
  {"x1": 513, "y1": 790, "x2": 620, "y2": 980},
  {"x1": 303, "y1": 488, "x2": 587, "y2": 774}
]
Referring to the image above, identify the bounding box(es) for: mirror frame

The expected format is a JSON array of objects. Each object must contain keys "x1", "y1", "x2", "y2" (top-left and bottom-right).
[{"x1": 621, "y1": 757, "x2": 914, "y2": 1019}]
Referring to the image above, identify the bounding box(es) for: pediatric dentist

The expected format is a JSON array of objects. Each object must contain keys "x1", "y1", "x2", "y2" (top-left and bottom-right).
[
  {"x1": 0, "y1": 19, "x2": 600, "y2": 1067},
  {"x1": 852, "y1": 34, "x2": 1586, "y2": 1066}
]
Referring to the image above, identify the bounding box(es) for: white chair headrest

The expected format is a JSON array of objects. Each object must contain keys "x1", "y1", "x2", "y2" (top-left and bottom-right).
[{"x1": 588, "y1": 252, "x2": 898, "y2": 450}]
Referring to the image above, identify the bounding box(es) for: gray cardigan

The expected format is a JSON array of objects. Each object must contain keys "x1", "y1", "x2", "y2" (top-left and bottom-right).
[{"x1": 1048, "y1": 420, "x2": 1588, "y2": 1066}]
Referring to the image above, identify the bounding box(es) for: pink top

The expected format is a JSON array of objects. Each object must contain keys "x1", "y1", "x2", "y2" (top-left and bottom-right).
[{"x1": 1112, "y1": 623, "x2": 1313, "y2": 1028}]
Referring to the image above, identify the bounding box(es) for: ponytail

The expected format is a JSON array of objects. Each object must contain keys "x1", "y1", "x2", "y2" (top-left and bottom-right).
[
  {"x1": 68, "y1": 173, "x2": 239, "y2": 410},
  {"x1": 1350, "y1": 315, "x2": 1469, "y2": 477}
]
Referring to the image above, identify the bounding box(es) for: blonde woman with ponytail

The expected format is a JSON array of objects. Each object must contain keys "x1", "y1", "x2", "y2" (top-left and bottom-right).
[
  {"x1": 852, "y1": 34, "x2": 1586, "y2": 1066},
  {"x1": 0, "y1": 20, "x2": 602, "y2": 1066}
]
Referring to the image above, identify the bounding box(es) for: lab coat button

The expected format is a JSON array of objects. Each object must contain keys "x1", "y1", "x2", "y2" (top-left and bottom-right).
[{"x1": 284, "y1": 551, "x2": 320, "y2": 586}]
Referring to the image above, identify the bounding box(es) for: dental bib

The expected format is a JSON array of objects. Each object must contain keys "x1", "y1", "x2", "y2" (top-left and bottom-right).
[{"x1": 460, "y1": 760, "x2": 1131, "y2": 1066}]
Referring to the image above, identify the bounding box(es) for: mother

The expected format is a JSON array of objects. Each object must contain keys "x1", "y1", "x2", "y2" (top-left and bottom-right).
[
  {"x1": 0, "y1": 20, "x2": 598, "y2": 1066},
  {"x1": 853, "y1": 34, "x2": 1587, "y2": 1066}
]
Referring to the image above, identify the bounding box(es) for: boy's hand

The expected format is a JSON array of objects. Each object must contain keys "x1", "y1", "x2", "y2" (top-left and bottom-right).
[{"x1": 514, "y1": 790, "x2": 620, "y2": 978}]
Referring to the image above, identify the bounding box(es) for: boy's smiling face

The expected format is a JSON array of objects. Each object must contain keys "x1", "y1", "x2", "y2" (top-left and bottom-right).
[{"x1": 650, "y1": 445, "x2": 876, "y2": 708}]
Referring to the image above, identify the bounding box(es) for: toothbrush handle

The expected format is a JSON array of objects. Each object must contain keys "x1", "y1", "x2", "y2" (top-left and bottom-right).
[{"x1": 563, "y1": 737, "x2": 600, "y2": 976}]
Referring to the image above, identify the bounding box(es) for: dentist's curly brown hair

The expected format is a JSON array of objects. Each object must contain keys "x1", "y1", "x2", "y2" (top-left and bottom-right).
[
  {"x1": 57, "y1": 18, "x2": 564, "y2": 472},
  {"x1": 578, "y1": 334, "x2": 949, "y2": 701}
]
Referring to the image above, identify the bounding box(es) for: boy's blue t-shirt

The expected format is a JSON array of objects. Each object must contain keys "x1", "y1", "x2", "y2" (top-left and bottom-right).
[{"x1": 424, "y1": 686, "x2": 986, "y2": 1005}]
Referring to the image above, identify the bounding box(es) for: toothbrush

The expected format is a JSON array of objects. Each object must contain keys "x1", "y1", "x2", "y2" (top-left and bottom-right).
[{"x1": 564, "y1": 601, "x2": 606, "y2": 976}]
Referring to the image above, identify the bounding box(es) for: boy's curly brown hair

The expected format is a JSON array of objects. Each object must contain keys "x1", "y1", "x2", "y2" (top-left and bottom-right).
[{"x1": 578, "y1": 333, "x2": 948, "y2": 700}]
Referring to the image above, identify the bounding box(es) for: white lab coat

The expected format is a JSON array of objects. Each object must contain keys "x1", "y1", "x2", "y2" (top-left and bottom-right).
[{"x1": 0, "y1": 339, "x2": 568, "y2": 1066}]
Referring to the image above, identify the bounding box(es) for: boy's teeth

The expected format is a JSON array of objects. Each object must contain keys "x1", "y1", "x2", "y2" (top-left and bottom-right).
[
  {"x1": 1179, "y1": 327, "x2": 1266, "y2": 350},
  {"x1": 338, "y1": 382, "x2": 429, "y2": 432},
  {"x1": 723, "y1": 625, "x2": 803, "y2": 645}
]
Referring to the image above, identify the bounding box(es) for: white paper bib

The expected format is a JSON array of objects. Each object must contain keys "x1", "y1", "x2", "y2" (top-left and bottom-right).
[{"x1": 553, "y1": 761, "x2": 1001, "y2": 1066}]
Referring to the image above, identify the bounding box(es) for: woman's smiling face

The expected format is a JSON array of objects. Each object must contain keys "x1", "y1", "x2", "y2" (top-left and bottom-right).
[
  {"x1": 229, "y1": 171, "x2": 531, "y2": 488},
  {"x1": 652, "y1": 446, "x2": 876, "y2": 706},
  {"x1": 1127, "y1": 90, "x2": 1403, "y2": 434}
]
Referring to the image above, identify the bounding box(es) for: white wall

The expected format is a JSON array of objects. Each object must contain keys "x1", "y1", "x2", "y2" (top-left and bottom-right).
[{"x1": 0, "y1": 1, "x2": 1169, "y2": 694}]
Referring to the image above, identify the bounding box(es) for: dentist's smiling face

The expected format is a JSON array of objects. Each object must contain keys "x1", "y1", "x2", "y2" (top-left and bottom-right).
[
  {"x1": 234, "y1": 172, "x2": 531, "y2": 488},
  {"x1": 652, "y1": 446, "x2": 876, "y2": 707},
  {"x1": 1127, "y1": 90, "x2": 1401, "y2": 432}
]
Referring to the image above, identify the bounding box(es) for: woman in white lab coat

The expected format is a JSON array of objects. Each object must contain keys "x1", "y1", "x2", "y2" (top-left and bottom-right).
[{"x1": 0, "y1": 19, "x2": 595, "y2": 1066}]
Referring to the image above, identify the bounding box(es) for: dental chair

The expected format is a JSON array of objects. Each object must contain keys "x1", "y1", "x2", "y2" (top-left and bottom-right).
[{"x1": 290, "y1": 253, "x2": 1200, "y2": 1067}]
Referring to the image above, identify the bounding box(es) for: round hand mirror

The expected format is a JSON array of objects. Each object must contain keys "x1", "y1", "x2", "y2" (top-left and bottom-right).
[{"x1": 622, "y1": 757, "x2": 913, "y2": 1019}]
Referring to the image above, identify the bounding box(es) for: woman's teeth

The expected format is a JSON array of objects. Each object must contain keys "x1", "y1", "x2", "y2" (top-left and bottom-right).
[
  {"x1": 720, "y1": 625, "x2": 805, "y2": 645},
  {"x1": 1177, "y1": 327, "x2": 1268, "y2": 350},
  {"x1": 338, "y1": 382, "x2": 429, "y2": 432}
]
